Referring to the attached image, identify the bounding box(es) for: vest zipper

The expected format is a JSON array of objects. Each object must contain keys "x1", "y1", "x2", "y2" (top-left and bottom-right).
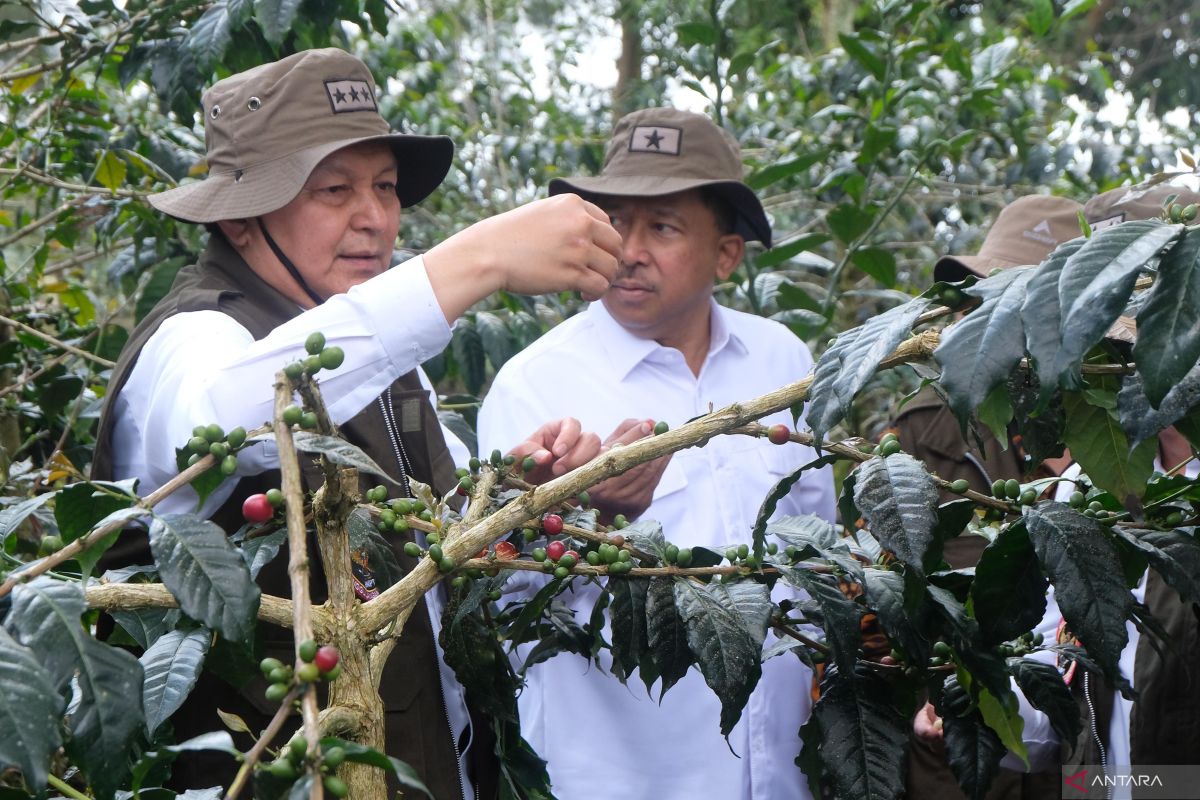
[
  {"x1": 377, "y1": 388, "x2": 468, "y2": 800},
  {"x1": 1083, "y1": 672, "x2": 1109, "y2": 799}
]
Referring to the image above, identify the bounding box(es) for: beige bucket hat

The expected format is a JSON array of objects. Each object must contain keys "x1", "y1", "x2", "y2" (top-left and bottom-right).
[
  {"x1": 1083, "y1": 179, "x2": 1200, "y2": 230},
  {"x1": 934, "y1": 194, "x2": 1084, "y2": 283},
  {"x1": 148, "y1": 48, "x2": 453, "y2": 223},
  {"x1": 549, "y1": 108, "x2": 772, "y2": 246}
]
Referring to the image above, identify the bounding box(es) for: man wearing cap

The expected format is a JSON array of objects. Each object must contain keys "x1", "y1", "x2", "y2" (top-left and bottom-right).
[
  {"x1": 476, "y1": 108, "x2": 835, "y2": 799},
  {"x1": 91, "y1": 48, "x2": 621, "y2": 797},
  {"x1": 900, "y1": 194, "x2": 1083, "y2": 800}
]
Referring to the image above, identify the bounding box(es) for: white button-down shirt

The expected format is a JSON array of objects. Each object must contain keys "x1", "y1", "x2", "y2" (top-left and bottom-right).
[
  {"x1": 109, "y1": 255, "x2": 476, "y2": 798},
  {"x1": 478, "y1": 300, "x2": 836, "y2": 800}
]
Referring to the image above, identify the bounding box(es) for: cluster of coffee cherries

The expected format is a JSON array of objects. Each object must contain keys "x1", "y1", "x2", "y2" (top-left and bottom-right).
[
  {"x1": 282, "y1": 331, "x2": 345, "y2": 382},
  {"x1": 241, "y1": 488, "x2": 285, "y2": 525},
  {"x1": 258, "y1": 639, "x2": 342, "y2": 705},
  {"x1": 262, "y1": 732, "x2": 348, "y2": 797},
  {"x1": 182, "y1": 422, "x2": 249, "y2": 475}
]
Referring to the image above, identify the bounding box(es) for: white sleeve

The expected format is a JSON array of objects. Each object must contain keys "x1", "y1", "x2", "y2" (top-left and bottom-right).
[
  {"x1": 779, "y1": 339, "x2": 838, "y2": 523},
  {"x1": 114, "y1": 256, "x2": 451, "y2": 504}
]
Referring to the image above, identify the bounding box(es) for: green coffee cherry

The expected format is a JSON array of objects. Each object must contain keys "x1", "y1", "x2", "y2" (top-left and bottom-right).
[
  {"x1": 282, "y1": 405, "x2": 303, "y2": 426},
  {"x1": 949, "y1": 478, "x2": 970, "y2": 493},
  {"x1": 259, "y1": 657, "x2": 285, "y2": 675},
  {"x1": 653, "y1": 421, "x2": 669, "y2": 435},
  {"x1": 305, "y1": 331, "x2": 326, "y2": 355},
  {"x1": 284, "y1": 361, "x2": 305, "y2": 380},
  {"x1": 522, "y1": 456, "x2": 536, "y2": 473},
  {"x1": 300, "y1": 411, "x2": 318, "y2": 430},
  {"x1": 1004, "y1": 479, "x2": 1021, "y2": 499},
  {"x1": 267, "y1": 758, "x2": 297, "y2": 780},
  {"x1": 991, "y1": 479, "x2": 1007, "y2": 498},
  {"x1": 323, "y1": 746, "x2": 345, "y2": 769},
  {"x1": 266, "y1": 488, "x2": 285, "y2": 507},
  {"x1": 675, "y1": 547, "x2": 693, "y2": 568},
  {"x1": 188, "y1": 435, "x2": 209, "y2": 454},
  {"x1": 209, "y1": 441, "x2": 229, "y2": 460},
  {"x1": 298, "y1": 639, "x2": 318, "y2": 662},
  {"x1": 1069, "y1": 491, "x2": 1086, "y2": 508},
  {"x1": 204, "y1": 423, "x2": 224, "y2": 442},
  {"x1": 319, "y1": 345, "x2": 344, "y2": 370},
  {"x1": 879, "y1": 439, "x2": 901, "y2": 457},
  {"x1": 428, "y1": 543, "x2": 443, "y2": 562},
  {"x1": 220, "y1": 455, "x2": 239, "y2": 476},
  {"x1": 226, "y1": 426, "x2": 247, "y2": 449},
  {"x1": 265, "y1": 683, "x2": 290, "y2": 703},
  {"x1": 296, "y1": 663, "x2": 320, "y2": 683}
]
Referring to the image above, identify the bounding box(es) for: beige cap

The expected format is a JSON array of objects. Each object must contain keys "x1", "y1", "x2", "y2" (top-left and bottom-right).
[
  {"x1": 148, "y1": 48, "x2": 453, "y2": 223},
  {"x1": 1083, "y1": 180, "x2": 1200, "y2": 230},
  {"x1": 934, "y1": 194, "x2": 1084, "y2": 282},
  {"x1": 548, "y1": 108, "x2": 772, "y2": 246}
]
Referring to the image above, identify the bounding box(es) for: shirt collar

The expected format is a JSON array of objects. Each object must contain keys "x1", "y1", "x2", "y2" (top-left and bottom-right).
[{"x1": 586, "y1": 299, "x2": 749, "y2": 381}]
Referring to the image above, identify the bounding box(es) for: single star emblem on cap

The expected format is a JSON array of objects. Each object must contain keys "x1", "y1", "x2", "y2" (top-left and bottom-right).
[
  {"x1": 349, "y1": 86, "x2": 360, "y2": 101},
  {"x1": 644, "y1": 129, "x2": 664, "y2": 149},
  {"x1": 333, "y1": 88, "x2": 347, "y2": 103}
]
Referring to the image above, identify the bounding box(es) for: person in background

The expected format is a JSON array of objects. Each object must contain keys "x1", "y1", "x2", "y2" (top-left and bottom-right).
[{"x1": 477, "y1": 107, "x2": 836, "y2": 799}]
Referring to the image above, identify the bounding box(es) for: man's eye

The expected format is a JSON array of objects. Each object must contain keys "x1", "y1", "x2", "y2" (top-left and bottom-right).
[
  {"x1": 377, "y1": 181, "x2": 397, "y2": 193},
  {"x1": 318, "y1": 185, "x2": 348, "y2": 196}
]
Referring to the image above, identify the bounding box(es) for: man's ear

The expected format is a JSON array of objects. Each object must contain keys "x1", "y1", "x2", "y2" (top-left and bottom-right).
[
  {"x1": 715, "y1": 233, "x2": 745, "y2": 281},
  {"x1": 215, "y1": 218, "x2": 254, "y2": 249}
]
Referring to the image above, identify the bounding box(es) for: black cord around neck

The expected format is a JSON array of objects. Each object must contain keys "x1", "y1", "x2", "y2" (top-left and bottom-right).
[{"x1": 258, "y1": 218, "x2": 324, "y2": 306}]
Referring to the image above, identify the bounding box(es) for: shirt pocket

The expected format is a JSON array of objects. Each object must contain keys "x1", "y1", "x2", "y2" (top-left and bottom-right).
[{"x1": 650, "y1": 455, "x2": 689, "y2": 503}]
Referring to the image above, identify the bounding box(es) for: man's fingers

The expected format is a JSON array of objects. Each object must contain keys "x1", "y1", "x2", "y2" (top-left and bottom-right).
[
  {"x1": 610, "y1": 419, "x2": 653, "y2": 446},
  {"x1": 551, "y1": 417, "x2": 583, "y2": 458}
]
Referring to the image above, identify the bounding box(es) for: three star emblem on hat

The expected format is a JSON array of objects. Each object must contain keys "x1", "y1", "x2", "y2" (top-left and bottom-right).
[{"x1": 324, "y1": 79, "x2": 377, "y2": 114}]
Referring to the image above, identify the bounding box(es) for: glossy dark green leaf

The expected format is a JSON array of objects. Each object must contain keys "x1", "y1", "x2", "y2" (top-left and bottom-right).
[
  {"x1": 621, "y1": 519, "x2": 667, "y2": 561},
  {"x1": 766, "y1": 513, "x2": 863, "y2": 579},
  {"x1": 1133, "y1": 229, "x2": 1200, "y2": 406},
  {"x1": 253, "y1": 0, "x2": 303, "y2": 45},
  {"x1": 861, "y1": 567, "x2": 928, "y2": 663},
  {"x1": 1063, "y1": 389, "x2": 1157, "y2": 500},
  {"x1": 0, "y1": 492, "x2": 55, "y2": 538},
  {"x1": 673, "y1": 579, "x2": 767, "y2": 735},
  {"x1": 1111, "y1": 527, "x2": 1200, "y2": 606},
  {"x1": 1021, "y1": 237, "x2": 1087, "y2": 400},
  {"x1": 1054, "y1": 221, "x2": 1182, "y2": 389},
  {"x1": 149, "y1": 514, "x2": 260, "y2": 642},
  {"x1": 812, "y1": 666, "x2": 908, "y2": 800},
  {"x1": 779, "y1": 566, "x2": 862, "y2": 677},
  {"x1": 184, "y1": 0, "x2": 232, "y2": 70},
  {"x1": 0, "y1": 627, "x2": 63, "y2": 793},
  {"x1": 851, "y1": 246, "x2": 897, "y2": 287},
  {"x1": 1023, "y1": 503, "x2": 1131, "y2": 680},
  {"x1": 1007, "y1": 657, "x2": 1082, "y2": 744},
  {"x1": 319, "y1": 737, "x2": 433, "y2": 797},
  {"x1": 971, "y1": 38, "x2": 1018, "y2": 83},
  {"x1": 747, "y1": 152, "x2": 827, "y2": 191},
  {"x1": 806, "y1": 296, "x2": 932, "y2": 443},
  {"x1": 1117, "y1": 366, "x2": 1200, "y2": 449},
  {"x1": 970, "y1": 521, "x2": 1048, "y2": 645},
  {"x1": 141, "y1": 628, "x2": 210, "y2": 736},
  {"x1": 239, "y1": 529, "x2": 286, "y2": 580},
  {"x1": 839, "y1": 32, "x2": 885, "y2": 79},
  {"x1": 475, "y1": 310, "x2": 518, "y2": 371},
  {"x1": 173, "y1": 446, "x2": 227, "y2": 510},
  {"x1": 942, "y1": 707, "x2": 1005, "y2": 800},
  {"x1": 290, "y1": 432, "x2": 398, "y2": 485},
  {"x1": 676, "y1": 21, "x2": 718, "y2": 46},
  {"x1": 645, "y1": 577, "x2": 693, "y2": 699},
  {"x1": 935, "y1": 267, "x2": 1033, "y2": 424},
  {"x1": 110, "y1": 608, "x2": 181, "y2": 650},
  {"x1": 827, "y1": 203, "x2": 873, "y2": 244},
  {"x1": 440, "y1": 591, "x2": 518, "y2": 723},
  {"x1": 927, "y1": 583, "x2": 980, "y2": 646},
  {"x1": 853, "y1": 453, "x2": 939, "y2": 575},
  {"x1": 609, "y1": 576, "x2": 650, "y2": 682},
  {"x1": 754, "y1": 233, "x2": 830, "y2": 269},
  {"x1": 1026, "y1": 0, "x2": 1053, "y2": 36},
  {"x1": 451, "y1": 319, "x2": 487, "y2": 395},
  {"x1": 750, "y1": 455, "x2": 838, "y2": 559},
  {"x1": 346, "y1": 509, "x2": 403, "y2": 591}
]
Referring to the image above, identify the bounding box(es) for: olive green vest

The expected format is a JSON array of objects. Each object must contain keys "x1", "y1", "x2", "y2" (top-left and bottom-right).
[{"x1": 92, "y1": 235, "x2": 495, "y2": 798}]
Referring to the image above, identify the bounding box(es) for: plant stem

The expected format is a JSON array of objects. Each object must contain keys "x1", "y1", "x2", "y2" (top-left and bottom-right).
[
  {"x1": 0, "y1": 312, "x2": 115, "y2": 368},
  {"x1": 223, "y1": 686, "x2": 301, "y2": 800},
  {"x1": 46, "y1": 774, "x2": 90, "y2": 800}
]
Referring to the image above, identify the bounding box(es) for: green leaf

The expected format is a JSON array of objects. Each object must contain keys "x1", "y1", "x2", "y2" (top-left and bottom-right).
[
  {"x1": 1117, "y1": 367, "x2": 1200, "y2": 449},
  {"x1": 675, "y1": 21, "x2": 718, "y2": 46},
  {"x1": 346, "y1": 509, "x2": 403, "y2": 591},
  {"x1": 239, "y1": 529, "x2": 286, "y2": 580},
  {"x1": 838, "y1": 32, "x2": 885, "y2": 79},
  {"x1": 110, "y1": 608, "x2": 182, "y2": 650},
  {"x1": 95, "y1": 150, "x2": 127, "y2": 192},
  {"x1": 748, "y1": 152, "x2": 826, "y2": 190},
  {"x1": 9, "y1": 578, "x2": 144, "y2": 800},
  {"x1": 942, "y1": 707, "x2": 1006, "y2": 800},
  {"x1": 253, "y1": 0, "x2": 303, "y2": 45},
  {"x1": 609, "y1": 576, "x2": 650, "y2": 682},
  {"x1": 319, "y1": 738, "x2": 433, "y2": 797},
  {"x1": 1007, "y1": 657, "x2": 1082, "y2": 744},
  {"x1": 976, "y1": 685, "x2": 1027, "y2": 768},
  {"x1": 861, "y1": 567, "x2": 928, "y2": 663},
  {"x1": 1061, "y1": 0, "x2": 1099, "y2": 22},
  {"x1": 779, "y1": 566, "x2": 862, "y2": 677},
  {"x1": 185, "y1": 1, "x2": 232, "y2": 70},
  {"x1": 1111, "y1": 528, "x2": 1200, "y2": 606},
  {"x1": 149, "y1": 514, "x2": 261, "y2": 642},
  {"x1": 754, "y1": 233, "x2": 830, "y2": 268},
  {"x1": 971, "y1": 37, "x2": 1019, "y2": 83},
  {"x1": 766, "y1": 513, "x2": 862, "y2": 578},
  {"x1": 853, "y1": 453, "x2": 938, "y2": 575},
  {"x1": 811, "y1": 666, "x2": 908, "y2": 800},
  {"x1": 806, "y1": 295, "x2": 932, "y2": 443},
  {"x1": 290, "y1": 432, "x2": 399, "y2": 485},
  {"x1": 1063, "y1": 389, "x2": 1157, "y2": 500},
  {"x1": 1054, "y1": 221, "x2": 1182, "y2": 389},
  {"x1": 826, "y1": 203, "x2": 873, "y2": 244},
  {"x1": 1021, "y1": 237, "x2": 1087, "y2": 400},
  {"x1": 850, "y1": 246, "x2": 897, "y2": 287},
  {"x1": 927, "y1": 583, "x2": 980, "y2": 645},
  {"x1": 0, "y1": 627, "x2": 63, "y2": 793},
  {"x1": 859, "y1": 124, "x2": 898, "y2": 164},
  {"x1": 935, "y1": 267, "x2": 1033, "y2": 425},
  {"x1": 141, "y1": 628, "x2": 210, "y2": 736},
  {"x1": 0, "y1": 492, "x2": 55, "y2": 538},
  {"x1": 645, "y1": 577, "x2": 693, "y2": 699},
  {"x1": 173, "y1": 446, "x2": 227, "y2": 510},
  {"x1": 1025, "y1": 0, "x2": 1053, "y2": 36},
  {"x1": 750, "y1": 455, "x2": 838, "y2": 558},
  {"x1": 673, "y1": 579, "x2": 767, "y2": 735},
  {"x1": 620, "y1": 519, "x2": 667, "y2": 561},
  {"x1": 475, "y1": 310, "x2": 518, "y2": 371},
  {"x1": 1133, "y1": 230, "x2": 1200, "y2": 406},
  {"x1": 970, "y1": 521, "x2": 1047, "y2": 645},
  {"x1": 440, "y1": 592, "x2": 518, "y2": 723},
  {"x1": 451, "y1": 320, "x2": 487, "y2": 395},
  {"x1": 1022, "y1": 503, "x2": 1131, "y2": 680}
]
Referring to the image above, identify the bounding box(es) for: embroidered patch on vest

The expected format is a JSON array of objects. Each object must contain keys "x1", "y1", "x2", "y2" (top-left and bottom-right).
[
  {"x1": 324, "y1": 79, "x2": 377, "y2": 113},
  {"x1": 401, "y1": 398, "x2": 423, "y2": 433},
  {"x1": 628, "y1": 125, "x2": 682, "y2": 155}
]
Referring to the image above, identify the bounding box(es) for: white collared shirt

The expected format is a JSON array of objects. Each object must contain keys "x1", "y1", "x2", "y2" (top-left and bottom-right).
[
  {"x1": 109, "y1": 255, "x2": 476, "y2": 798},
  {"x1": 478, "y1": 300, "x2": 836, "y2": 800}
]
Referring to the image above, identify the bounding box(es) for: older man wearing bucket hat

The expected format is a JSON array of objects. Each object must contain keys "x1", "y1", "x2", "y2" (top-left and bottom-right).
[
  {"x1": 477, "y1": 108, "x2": 836, "y2": 799},
  {"x1": 91, "y1": 48, "x2": 621, "y2": 797}
]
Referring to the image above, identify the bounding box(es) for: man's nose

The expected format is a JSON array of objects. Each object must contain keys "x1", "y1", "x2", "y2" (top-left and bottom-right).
[
  {"x1": 620, "y1": 223, "x2": 649, "y2": 267},
  {"x1": 352, "y1": 187, "x2": 390, "y2": 229}
]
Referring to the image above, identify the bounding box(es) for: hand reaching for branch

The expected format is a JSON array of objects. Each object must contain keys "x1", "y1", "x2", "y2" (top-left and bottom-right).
[
  {"x1": 508, "y1": 417, "x2": 603, "y2": 484},
  {"x1": 587, "y1": 418, "x2": 671, "y2": 524},
  {"x1": 913, "y1": 701, "x2": 945, "y2": 747}
]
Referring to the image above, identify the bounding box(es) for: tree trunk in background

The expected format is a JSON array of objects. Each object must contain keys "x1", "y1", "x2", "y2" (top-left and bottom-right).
[
  {"x1": 816, "y1": 0, "x2": 856, "y2": 51},
  {"x1": 0, "y1": 288, "x2": 19, "y2": 484},
  {"x1": 613, "y1": 0, "x2": 642, "y2": 123}
]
